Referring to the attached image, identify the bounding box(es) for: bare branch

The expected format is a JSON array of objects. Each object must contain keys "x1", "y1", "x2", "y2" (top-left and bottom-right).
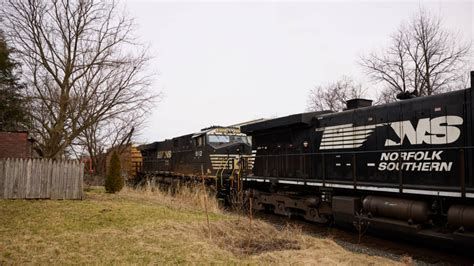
[
  {"x1": 360, "y1": 8, "x2": 471, "y2": 103},
  {"x1": 306, "y1": 77, "x2": 366, "y2": 112},
  {"x1": 1, "y1": 0, "x2": 159, "y2": 158}
]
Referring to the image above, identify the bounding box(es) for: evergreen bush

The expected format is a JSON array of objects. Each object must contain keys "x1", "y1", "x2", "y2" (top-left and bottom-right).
[{"x1": 105, "y1": 151, "x2": 123, "y2": 193}]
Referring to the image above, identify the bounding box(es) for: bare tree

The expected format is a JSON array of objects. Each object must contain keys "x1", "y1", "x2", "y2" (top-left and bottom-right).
[
  {"x1": 306, "y1": 77, "x2": 366, "y2": 112},
  {"x1": 361, "y1": 9, "x2": 471, "y2": 102},
  {"x1": 75, "y1": 111, "x2": 144, "y2": 176},
  {"x1": 1, "y1": 0, "x2": 157, "y2": 158}
]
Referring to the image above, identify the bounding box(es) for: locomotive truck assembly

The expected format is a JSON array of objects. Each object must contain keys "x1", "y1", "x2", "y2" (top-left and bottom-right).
[{"x1": 138, "y1": 71, "x2": 474, "y2": 246}]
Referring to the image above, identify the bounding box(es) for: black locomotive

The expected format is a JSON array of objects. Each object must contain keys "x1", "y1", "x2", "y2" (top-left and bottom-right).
[
  {"x1": 240, "y1": 71, "x2": 474, "y2": 245},
  {"x1": 138, "y1": 126, "x2": 255, "y2": 194}
]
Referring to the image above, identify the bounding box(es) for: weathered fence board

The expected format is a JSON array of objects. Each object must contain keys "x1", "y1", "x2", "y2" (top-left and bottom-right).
[
  {"x1": 0, "y1": 160, "x2": 4, "y2": 198},
  {"x1": 0, "y1": 158, "x2": 83, "y2": 200}
]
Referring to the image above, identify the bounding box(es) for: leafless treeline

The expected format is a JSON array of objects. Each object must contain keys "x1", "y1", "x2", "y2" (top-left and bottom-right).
[
  {"x1": 306, "y1": 77, "x2": 365, "y2": 112},
  {"x1": 1, "y1": 0, "x2": 158, "y2": 169},
  {"x1": 308, "y1": 9, "x2": 471, "y2": 111}
]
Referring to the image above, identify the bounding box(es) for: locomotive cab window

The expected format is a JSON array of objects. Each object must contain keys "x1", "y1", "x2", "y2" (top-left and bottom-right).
[
  {"x1": 232, "y1": 135, "x2": 252, "y2": 145},
  {"x1": 195, "y1": 136, "x2": 204, "y2": 147},
  {"x1": 208, "y1": 135, "x2": 230, "y2": 143},
  {"x1": 208, "y1": 135, "x2": 251, "y2": 144}
]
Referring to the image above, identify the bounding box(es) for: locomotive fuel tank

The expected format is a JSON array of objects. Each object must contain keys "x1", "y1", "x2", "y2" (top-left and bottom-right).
[
  {"x1": 448, "y1": 205, "x2": 474, "y2": 230},
  {"x1": 363, "y1": 196, "x2": 430, "y2": 223}
]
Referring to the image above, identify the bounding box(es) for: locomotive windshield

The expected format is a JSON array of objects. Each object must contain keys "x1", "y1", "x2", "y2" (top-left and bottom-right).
[
  {"x1": 207, "y1": 134, "x2": 251, "y2": 146},
  {"x1": 208, "y1": 135, "x2": 230, "y2": 143}
]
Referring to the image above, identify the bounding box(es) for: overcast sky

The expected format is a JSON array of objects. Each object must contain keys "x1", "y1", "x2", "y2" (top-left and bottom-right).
[{"x1": 125, "y1": 0, "x2": 473, "y2": 143}]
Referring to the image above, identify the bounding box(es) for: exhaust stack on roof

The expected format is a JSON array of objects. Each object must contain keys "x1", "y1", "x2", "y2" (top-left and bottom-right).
[
  {"x1": 346, "y1": 98, "x2": 372, "y2": 110},
  {"x1": 471, "y1": 71, "x2": 473, "y2": 90}
]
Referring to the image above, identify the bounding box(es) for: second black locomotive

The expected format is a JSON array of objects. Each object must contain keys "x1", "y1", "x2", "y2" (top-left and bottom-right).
[
  {"x1": 240, "y1": 71, "x2": 474, "y2": 245},
  {"x1": 139, "y1": 126, "x2": 255, "y2": 194}
]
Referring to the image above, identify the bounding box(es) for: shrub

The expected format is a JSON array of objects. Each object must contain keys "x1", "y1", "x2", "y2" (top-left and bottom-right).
[{"x1": 105, "y1": 151, "x2": 123, "y2": 193}]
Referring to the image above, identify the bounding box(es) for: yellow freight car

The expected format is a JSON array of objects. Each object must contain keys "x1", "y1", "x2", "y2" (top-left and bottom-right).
[{"x1": 106, "y1": 144, "x2": 143, "y2": 180}]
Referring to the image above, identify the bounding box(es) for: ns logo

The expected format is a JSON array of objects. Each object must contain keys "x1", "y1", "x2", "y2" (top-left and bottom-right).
[{"x1": 384, "y1": 116, "x2": 463, "y2": 146}]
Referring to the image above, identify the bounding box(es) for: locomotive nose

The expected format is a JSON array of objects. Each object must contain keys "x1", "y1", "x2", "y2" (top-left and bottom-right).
[{"x1": 210, "y1": 142, "x2": 253, "y2": 171}]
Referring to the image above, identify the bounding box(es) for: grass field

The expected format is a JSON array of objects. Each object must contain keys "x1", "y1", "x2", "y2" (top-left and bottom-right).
[{"x1": 0, "y1": 186, "x2": 403, "y2": 264}]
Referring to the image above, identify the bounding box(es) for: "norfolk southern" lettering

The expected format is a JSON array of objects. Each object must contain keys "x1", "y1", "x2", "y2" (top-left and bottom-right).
[{"x1": 378, "y1": 151, "x2": 452, "y2": 172}]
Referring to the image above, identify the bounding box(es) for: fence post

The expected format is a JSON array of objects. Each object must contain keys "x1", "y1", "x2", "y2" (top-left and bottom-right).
[
  {"x1": 0, "y1": 160, "x2": 4, "y2": 198},
  {"x1": 4, "y1": 159, "x2": 10, "y2": 198},
  {"x1": 51, "y1": 160, "x2": 58, "y2": 200},
  {"x1": 26, "y1": 159, "x2": 32, "y2": 198}
]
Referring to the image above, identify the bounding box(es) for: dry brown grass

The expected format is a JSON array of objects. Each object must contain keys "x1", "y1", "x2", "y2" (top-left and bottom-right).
[
  {"x1": 200, "y1": 219, "x2": 402, "y2": 265},
  {"x1": 0, "y1": 185, "x2": 403, "y2": 265},
  {"x1": 120, "y1": 184, "x2": 403, "y2": 265},
  {"x1": 120, "y1": 182, "x2": 222, "y2": 214},
  {"x1": 205, "y1": 219, "x2": 303, "y2": 256}
]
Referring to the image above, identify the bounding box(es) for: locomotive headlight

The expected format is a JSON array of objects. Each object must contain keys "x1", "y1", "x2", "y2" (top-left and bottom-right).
[{"x1": 303, "y1": 141, "x2": 309, "y2": 148}]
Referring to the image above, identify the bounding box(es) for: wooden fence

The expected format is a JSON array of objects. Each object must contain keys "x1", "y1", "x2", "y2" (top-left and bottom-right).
[{"x1": 0, "y1": 158, "x2": 84, "y2": 200}]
